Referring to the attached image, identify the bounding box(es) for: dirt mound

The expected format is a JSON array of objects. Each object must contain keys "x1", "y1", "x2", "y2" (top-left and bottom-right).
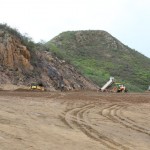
[{"x1": 0, "y1": 84, "x2": 29, "y2": 91}]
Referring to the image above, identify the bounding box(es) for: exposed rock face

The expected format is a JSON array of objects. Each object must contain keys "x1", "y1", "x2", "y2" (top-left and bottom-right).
[
  {"x1": 0, "y1": 30, "x2": 32, "y2": 71},
  {"x1": 0, "y1": 27, "x2": 98, "y2": 91},
  {"x1": 34, "y1": 51, "x2": 98, "y2": 91}
]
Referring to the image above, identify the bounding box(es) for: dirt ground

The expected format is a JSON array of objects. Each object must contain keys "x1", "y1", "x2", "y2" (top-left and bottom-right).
[{"x1": 0, "y1": 91, "x2": 150, "y2": 150}]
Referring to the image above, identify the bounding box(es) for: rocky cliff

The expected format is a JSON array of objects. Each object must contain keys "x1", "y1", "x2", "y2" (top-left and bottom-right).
[
  {"x1": 0, "y1": 25, "x2": 98, "y2": 91},
  {"x1": 0, "y1": 30, "x2": 32, "y2": 71}
]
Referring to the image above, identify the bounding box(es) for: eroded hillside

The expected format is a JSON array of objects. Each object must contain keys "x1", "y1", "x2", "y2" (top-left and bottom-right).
[{"x1": 0, "y1": 24, "x2": 98, "y2": 91}]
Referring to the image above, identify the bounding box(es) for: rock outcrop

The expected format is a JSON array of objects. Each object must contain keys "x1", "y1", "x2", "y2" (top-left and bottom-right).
[
  {"x1": 33, "y1": 51, "x2": 98, "y2": 91},
  {"x1": 0, "y1": 30, "x2": 32, "y2": 71},
  {"x1": 0, "y1": 26, "x2": 98, "y2": 91}
]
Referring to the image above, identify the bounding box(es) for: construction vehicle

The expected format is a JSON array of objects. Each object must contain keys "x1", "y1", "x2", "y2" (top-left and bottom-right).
[
  {"x1": 111, "y1": 83, "x2": 127, "y2": 93},
  {"x1": 30, "y1": 83, "x2": 45, "y2": 91},
  {"x1": 101, "y1": 77, "x2": 114, "y2": 92},
  {"x1": 100, "y1": 77, "x2": 127, "y2": 93}
]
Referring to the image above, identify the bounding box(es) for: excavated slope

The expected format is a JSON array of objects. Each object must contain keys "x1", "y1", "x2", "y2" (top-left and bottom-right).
[{"x1": 0, "y1": 27, "x2": 98, "y2": 91}]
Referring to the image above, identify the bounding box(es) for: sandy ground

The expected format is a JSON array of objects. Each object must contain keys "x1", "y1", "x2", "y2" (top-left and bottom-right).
[{"x1": 0, "y1": 91, "x2": 150, "y2": 150}]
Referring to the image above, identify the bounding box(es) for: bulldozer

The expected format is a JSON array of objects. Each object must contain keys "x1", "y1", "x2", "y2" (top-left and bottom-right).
[{"x1": 30, "y1": 83, "x2": 45, "y2": 91}]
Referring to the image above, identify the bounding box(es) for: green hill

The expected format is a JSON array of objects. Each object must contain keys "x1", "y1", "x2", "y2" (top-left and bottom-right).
[{"x1": 46, "y1": 30, "x2": 150, "y2": 92}]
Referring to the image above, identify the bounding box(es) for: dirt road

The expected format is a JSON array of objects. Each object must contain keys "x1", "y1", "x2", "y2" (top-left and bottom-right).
[{"x1": 0, "y1": 91, "x2": 150, "y2": 150}]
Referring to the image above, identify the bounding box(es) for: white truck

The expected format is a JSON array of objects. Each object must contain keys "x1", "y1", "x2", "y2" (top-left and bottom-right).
[{"x1": 101, "y1": 77, "x2": 114, "y2": 92}]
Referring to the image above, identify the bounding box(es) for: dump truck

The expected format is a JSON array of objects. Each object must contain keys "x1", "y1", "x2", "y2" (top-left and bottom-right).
[
  {"x1": 101, "y1": 77, "x2": 114, "y2": 92},
  {"x1": 100, "y1": 77, "x2": 127, "y2": 93}
]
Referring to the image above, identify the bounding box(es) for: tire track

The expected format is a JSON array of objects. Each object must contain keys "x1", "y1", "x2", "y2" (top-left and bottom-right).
[
  {"x1": 101, "y1": 104, "x2": 150, "y2": 136},
  {"x1": 62, "y1": 103, "x2": 129, "y2": 150},
  {"x1": 115, "y1": 106, "x2": 150, "y2": 136},
  {"x1": 77, "y1": 105, "x2": 129, "y2": 150}
]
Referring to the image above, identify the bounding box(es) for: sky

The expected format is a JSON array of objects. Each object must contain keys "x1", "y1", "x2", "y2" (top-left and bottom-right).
[{"x1": 0, "y1": 0, "x2": 150, "y2": 58}]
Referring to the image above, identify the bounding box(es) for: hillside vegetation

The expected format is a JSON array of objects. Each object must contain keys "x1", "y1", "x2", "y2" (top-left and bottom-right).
[{"x1": 47, "y1": 30, "x2": 150, "y2": 91}]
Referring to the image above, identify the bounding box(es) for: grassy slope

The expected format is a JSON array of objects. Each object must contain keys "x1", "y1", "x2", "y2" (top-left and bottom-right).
[{"x1": 46, "y1": 31, "x2": 150, "y2": 92}]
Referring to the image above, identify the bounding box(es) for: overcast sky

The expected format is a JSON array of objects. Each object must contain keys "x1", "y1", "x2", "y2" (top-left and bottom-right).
[{"x1": 0, "y1": 0, "x2": 150, "y2": 58}]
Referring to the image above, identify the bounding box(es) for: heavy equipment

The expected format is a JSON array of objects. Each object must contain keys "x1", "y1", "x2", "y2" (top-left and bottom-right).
[
  {"x1": 30, "y1": 83, "x2": 45, "y2": 91},
  {"x1": 100, "y1": 77, "x2": 127, "y2": 92},
  {"x1": 111, "y1": 83, "x2": 127, "y2": 93},
  {"x1": 101, "y1": 77, "x2": 114, "y2": 92}
]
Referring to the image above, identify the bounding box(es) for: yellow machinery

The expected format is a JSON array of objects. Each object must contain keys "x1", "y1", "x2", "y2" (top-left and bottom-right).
[{"x1": 30, "y1": 83, "x2": 45, "y2": 91}]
